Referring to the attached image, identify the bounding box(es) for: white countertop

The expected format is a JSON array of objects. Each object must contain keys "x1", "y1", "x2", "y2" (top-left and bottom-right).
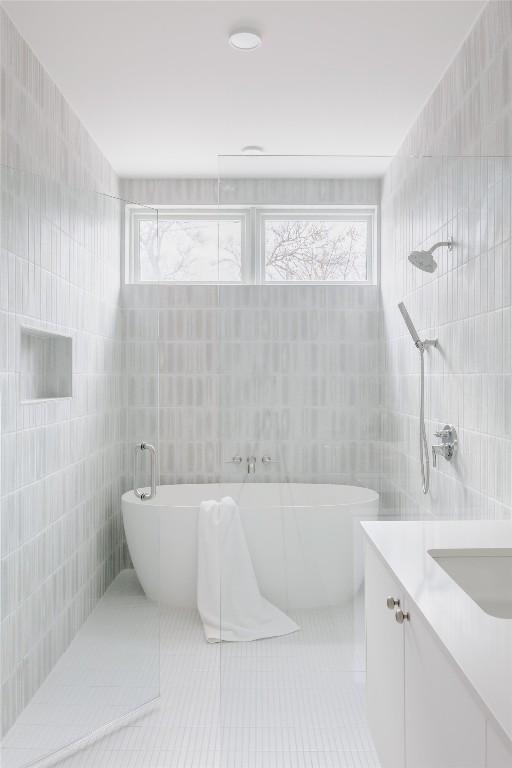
[{"x1": 362, "y1": 520, "x2": 512, "y2": 744}]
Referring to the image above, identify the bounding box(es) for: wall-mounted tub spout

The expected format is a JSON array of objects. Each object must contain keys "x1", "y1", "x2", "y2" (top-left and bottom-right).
[{"x1": 247, "y1": 456, "x2": 257, "y2": 474}]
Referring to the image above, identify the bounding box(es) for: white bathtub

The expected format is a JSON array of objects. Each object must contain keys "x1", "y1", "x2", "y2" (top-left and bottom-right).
[{"x1": 122, "y1": 483, "x2": 379, "y2": 611}]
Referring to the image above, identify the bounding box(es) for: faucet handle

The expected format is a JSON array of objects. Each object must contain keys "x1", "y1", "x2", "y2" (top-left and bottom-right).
[
  {"x1": 262, "y1": 455, "x2": 279, "y2": 465},
  {"x1": 434, "y1": 425, "x2": 457, "y2": 442},
  {"x1": 225, "y1": 455, "x2": 243, "y2": 465}
]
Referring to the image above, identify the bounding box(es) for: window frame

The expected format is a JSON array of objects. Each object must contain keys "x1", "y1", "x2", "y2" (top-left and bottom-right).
[
  {"x1": 127, "y1": 206, "x2": 251, "y2": 285},
  {"x1": 126, "y1": 204, "x2": 378, "y2": 286},
  {"x1": 255, "y1": 206, "x2": 377, "y2": 285}
]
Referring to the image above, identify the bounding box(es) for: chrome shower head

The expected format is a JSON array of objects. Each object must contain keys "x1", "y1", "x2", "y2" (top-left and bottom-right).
[
  {"x1": 409, "y1": 249, "x2": 437, "y2": 273},
  {"x1": 408, "y1": 238, "x2": 453, "y2": 273}
]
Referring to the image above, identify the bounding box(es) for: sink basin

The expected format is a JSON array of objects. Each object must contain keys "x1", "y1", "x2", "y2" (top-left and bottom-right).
[{"x1": 429, "y1": 548, "x2": 512, "y2": 619}]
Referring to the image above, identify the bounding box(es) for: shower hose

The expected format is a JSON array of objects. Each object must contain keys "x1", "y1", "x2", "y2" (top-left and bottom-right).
[{"x1": 419, "y1": 346, "x2": 430, "y2": 494}]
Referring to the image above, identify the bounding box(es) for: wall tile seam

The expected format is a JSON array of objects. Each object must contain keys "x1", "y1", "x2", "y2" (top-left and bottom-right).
[
  {"x1": 1, "y1": 557, "x2": 123, "y2": 692},
  {"x1": 382, "y1": 475, "x2": 512, "y2": 517},
  {"x1": 0, "y1": 486, "x2": 123, "y2": 541},
  {"x1": 0, "y1": 447, "x2": 125, "y2": 504},
  {"x1": 380, "y1": 447, "x2": 512, "y2": 501},
  {"x1": 0, "y1": 537, "x2": 123, "y2": 633}
]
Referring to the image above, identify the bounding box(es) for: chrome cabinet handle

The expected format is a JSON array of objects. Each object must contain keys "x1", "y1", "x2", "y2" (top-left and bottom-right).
[
  {"x1": 225, "y1": 456, "x2": 243, "y2": 465},
  {"x1": 395, "y1": 607, "x2": 410, "y2": 624},
  {"x1": 386, "y1": 596, "x2": 400, "y2": 610},
  {"x1": 133, "y1": 442, "x2": 157, "y2": 500}
]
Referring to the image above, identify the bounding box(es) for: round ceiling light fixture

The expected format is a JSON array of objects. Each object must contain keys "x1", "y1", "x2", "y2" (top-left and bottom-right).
[
  {"x1": 241, "y1": 145, "x2": 264, "y2": 154},
  {"x1": 229, "y1": 30, "x2": 262, "y2": 51}
]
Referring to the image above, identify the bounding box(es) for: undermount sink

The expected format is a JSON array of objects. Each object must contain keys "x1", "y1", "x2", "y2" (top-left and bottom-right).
[{"x1": 429, "y1": 548, "x2": 512, "y2": 619}]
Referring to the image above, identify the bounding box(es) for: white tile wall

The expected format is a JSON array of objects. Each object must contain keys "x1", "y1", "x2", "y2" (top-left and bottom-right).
[
  {"x1": 380, "y1": 1, "x2": 512, "y2": 520},
  {"x1": 120, "y1": 178, "x2": 383, "y2": 491},
  {"x1": 0, "y1": 8, "x2": 125, "y2": 734}
]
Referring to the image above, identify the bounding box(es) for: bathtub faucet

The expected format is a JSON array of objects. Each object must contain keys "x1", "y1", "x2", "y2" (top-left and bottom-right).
[{"x1": 247, "y1": 456, "x2": 257, "y2": 474}]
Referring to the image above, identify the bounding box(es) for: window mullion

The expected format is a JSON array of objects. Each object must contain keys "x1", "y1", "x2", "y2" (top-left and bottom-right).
[{"x1": 254, "y1": 208, "x2": 264, "y2": 284}]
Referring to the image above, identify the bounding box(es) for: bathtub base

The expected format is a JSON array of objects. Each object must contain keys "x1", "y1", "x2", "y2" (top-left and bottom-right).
[{"x1": 122, "y1": 483, "x2": 379, "y2": 612}]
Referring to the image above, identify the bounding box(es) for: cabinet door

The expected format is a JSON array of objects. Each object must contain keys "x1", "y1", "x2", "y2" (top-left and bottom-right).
[
  {"x1": 486, "y1": 719, "x2": 512, "y2": 768},
  {"x1": 365, "y1": 543, "x2": 405, "y2": 768},
  {"x1": 404, "y1": 601, "x2": 486, "y2": 768}
]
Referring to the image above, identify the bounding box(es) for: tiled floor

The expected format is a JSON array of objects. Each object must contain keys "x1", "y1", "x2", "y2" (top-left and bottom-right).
[{"x1": 2, "y1": 571, "x2": 380, "y2": 768}]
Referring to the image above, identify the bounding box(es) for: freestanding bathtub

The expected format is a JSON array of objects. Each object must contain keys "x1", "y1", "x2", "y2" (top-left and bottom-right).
[{"x1": 121, "y1": 483, "x2": 379, "y2": 611}]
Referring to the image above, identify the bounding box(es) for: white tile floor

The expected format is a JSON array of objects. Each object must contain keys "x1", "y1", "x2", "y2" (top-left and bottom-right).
[{"x1": 2, "y1": 571, "x2": 380, "y2": 768}]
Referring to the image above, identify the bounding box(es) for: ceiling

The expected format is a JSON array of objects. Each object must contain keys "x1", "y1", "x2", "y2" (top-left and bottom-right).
[{"x1": 5, "y1": 1, "x2": 485, "y2": 178}]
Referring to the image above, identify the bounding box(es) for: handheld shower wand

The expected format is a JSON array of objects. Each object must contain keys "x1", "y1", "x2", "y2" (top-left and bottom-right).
[
  {"x1": 398, "y1": 302, "x2": 437, "y2": 353},
  {"x1": 397, "y1": 303, "x2": 438, "y2": 494},
  {"x1": 398, "y1": 302, "x2": 421, "y2": 345}
]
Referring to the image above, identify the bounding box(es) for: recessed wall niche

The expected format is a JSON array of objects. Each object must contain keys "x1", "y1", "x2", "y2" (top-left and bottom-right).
[{"x1": 20, "y1": 327, "x2": 72, "y2": 401}]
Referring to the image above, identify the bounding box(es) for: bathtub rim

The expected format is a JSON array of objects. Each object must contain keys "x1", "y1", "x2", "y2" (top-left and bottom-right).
[{"x1": 121, "y1": 482, "x2": 379, "y2": 510}]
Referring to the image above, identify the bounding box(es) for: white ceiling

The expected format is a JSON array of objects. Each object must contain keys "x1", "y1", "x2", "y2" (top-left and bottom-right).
[{"x1": 5, "y1": 1, "x2": 485, "y2": 178}]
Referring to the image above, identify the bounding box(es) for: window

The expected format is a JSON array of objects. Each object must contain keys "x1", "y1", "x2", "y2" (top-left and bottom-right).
[
  {"x1": 260, "y1": 211, "x2": 372, "y2": 283},
  {"x1": 129, "y1": 209, "x2": 248, "y2": 283},
  {"x1": 127, "y1": 206, "x2": 376, "y2": 284}
]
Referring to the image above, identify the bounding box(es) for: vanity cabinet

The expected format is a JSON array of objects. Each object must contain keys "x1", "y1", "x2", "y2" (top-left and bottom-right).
[
  {"x1": 365, "y1": 542, "x2": 511, "y2": 768},
  {"x1": 486, "y1": 720, "x2": 512, "y2": 768},
  {"x1": 365, "y1": 540, "x2": 405, "y2": 768},
  {"x1": 404, "y1": 587, "x2": 485, "y2": 768}
]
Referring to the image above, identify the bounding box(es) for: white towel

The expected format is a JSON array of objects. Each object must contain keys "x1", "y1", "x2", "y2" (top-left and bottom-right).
[{"x1": 197, "y1": 496, "x2": 300, "y2": 642}]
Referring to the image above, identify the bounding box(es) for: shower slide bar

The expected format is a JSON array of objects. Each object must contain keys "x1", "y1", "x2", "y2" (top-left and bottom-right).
[{"x1": 133, "y1": 442, "x2": 157, "y2": 500}]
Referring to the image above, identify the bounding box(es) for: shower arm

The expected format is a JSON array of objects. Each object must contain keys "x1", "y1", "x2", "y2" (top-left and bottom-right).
[{"x1": 429, "y1": 240, "x2": 453, "y2": 254}]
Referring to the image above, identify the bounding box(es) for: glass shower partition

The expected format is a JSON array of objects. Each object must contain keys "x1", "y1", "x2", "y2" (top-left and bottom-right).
[
  {"x1": 216, "y1": 155, "x2": 384, "y2": 765},
  {"x1": 0, "y1": 166, "x2": 160, "y2": 767},
  {"x1": 150, "y1": 188, "x2": 225, "y2": 764}
]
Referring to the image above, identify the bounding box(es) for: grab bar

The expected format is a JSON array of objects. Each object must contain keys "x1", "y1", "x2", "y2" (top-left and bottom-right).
[{"x1": 133, "y1": 442, "x2": 157, "y2": 500}]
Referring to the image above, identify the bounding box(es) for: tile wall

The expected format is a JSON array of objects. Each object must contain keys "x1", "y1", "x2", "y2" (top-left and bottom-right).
[
  {"x1": 120, "y1": 178, "x2": 383, "y2": 490},
  {"x1": 380, "y1": 1, "x2": 512, "y2": 519},
  {"x1": 0, "y1": 8, "x2": 124, "y2": 733}
]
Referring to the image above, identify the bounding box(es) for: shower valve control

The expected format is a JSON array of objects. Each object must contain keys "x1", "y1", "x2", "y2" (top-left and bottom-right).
[{"x1": 432, "y1": 424, "x2": 458, "y2": 468}]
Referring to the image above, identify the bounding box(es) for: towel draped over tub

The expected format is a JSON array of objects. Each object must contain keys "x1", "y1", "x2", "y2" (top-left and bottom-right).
[{"x1": 197, "y1": 496, "x2": 300, "y2": 642}]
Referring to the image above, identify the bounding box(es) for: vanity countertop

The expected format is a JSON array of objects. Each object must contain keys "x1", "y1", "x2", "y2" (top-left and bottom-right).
[{"x1": 361, "y1": 520, "x2": 512, "y2": 744}]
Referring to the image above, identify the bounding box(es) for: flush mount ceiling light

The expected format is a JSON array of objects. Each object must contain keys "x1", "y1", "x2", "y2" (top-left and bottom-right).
[
  {"x1": 241, "y1": 145, "x2": 264, "y2": 154},
  {"x1": 229, "y1": 30, "x2": 262, "y2": 51}
]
